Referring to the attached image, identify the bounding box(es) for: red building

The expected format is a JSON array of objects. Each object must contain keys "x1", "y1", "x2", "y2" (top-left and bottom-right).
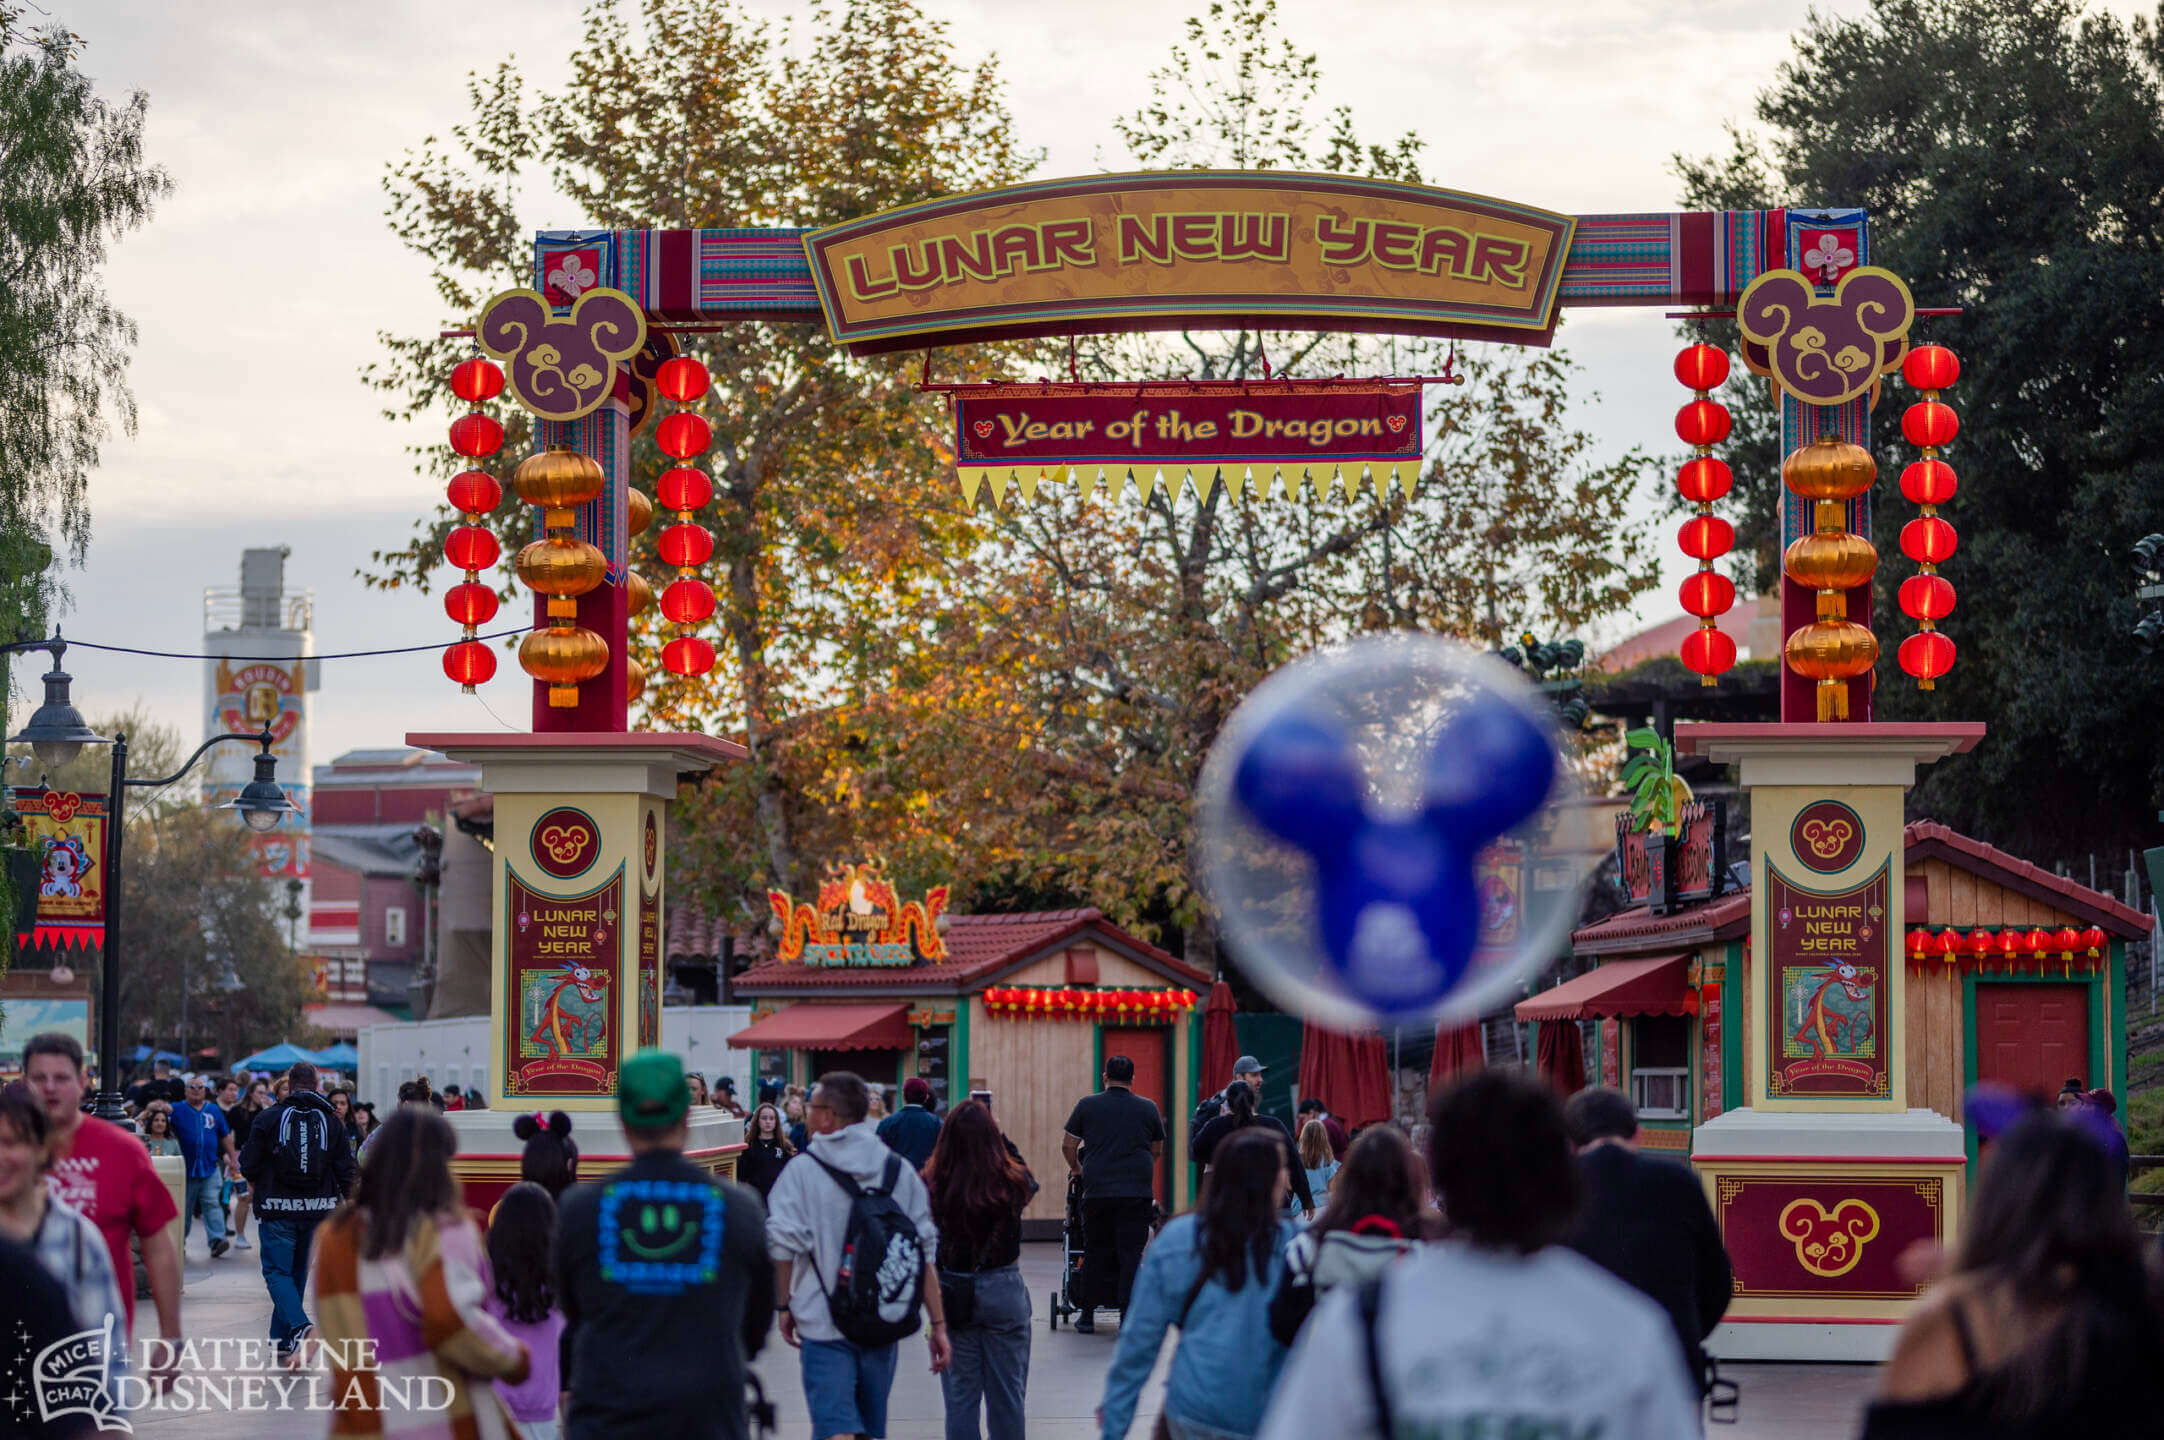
[{"x1": 306, "y1": 748, "x2": 480, "y2": 1029}]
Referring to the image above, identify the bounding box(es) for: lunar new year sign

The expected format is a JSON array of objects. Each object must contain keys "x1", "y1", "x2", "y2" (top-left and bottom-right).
[
  {"x1": 1770, "y1": 861, "x2": 1892, "y2": 1099},
  {"x1": 507, "y1": 867, "x2": 624, "y2": 1095}
]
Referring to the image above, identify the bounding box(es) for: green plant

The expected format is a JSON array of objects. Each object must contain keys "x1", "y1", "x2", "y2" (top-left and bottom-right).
[{"x1": 1620, "y1": 727, "x2": 1691, "y2": 834}]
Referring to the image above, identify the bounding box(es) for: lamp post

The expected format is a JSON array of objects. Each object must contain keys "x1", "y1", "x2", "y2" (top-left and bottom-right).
[{"x1": 7, "y1": 637, "x2": 297, "y2": 1120}]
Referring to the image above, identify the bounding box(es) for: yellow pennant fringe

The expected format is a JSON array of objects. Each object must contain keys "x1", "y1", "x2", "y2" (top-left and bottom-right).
[{"x1": 954, "y1": 460, "x2": 1421, "y2": 508}]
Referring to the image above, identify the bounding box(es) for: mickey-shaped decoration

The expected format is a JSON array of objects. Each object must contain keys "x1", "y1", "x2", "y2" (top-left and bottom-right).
[
  {"x1": 1230, "y1": 689, "x2": 1557, "y2": 1018},
  {"x1": 477, "y1": 286, "x2": 648, "y2": 422}
]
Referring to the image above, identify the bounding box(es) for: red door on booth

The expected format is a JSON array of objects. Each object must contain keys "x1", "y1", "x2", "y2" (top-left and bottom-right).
[
  {"x1": 1974, "y1": 983, "x2": 2090, "y2": 1101},
  {"x1": 1102, "y1": 1027, "x2": 1169, "y2": 1204}
]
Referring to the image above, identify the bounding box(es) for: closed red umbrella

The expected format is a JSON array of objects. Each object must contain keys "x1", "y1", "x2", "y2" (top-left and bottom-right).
[
  {"x1": 1201, "y1": 980, "x2": 1239, "y2": 1098},
  {"x1": 1298, "y1": 1020, "x2": 1392, "y2": 1129},
  {"x1": 1428, "y1": 1020, "x2": 1484, "y2": 1093},
  {"x1": 1535, "y1": 1021, "x2": 1588, "y2": 1096}
]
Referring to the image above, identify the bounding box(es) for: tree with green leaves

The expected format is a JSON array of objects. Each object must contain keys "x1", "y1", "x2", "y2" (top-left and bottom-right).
[
  {"x1": 1677, "y1": 0, "x2": 2164, "y2": 862},
  {"x1": 0, "y1": 7, "x2": 169, "y2": 642}
]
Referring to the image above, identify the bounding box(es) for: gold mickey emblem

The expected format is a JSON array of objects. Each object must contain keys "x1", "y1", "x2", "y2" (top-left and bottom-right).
[
  {"x1": 539, "y1": 823, "x2": 591, "y2": 865},
  {"x1": 1799, "y1": 817, "x2": 1854, "y2": 861},
  {"x1": 1778, "y1": 1197, "x2": 1881, "y2": 1278}
]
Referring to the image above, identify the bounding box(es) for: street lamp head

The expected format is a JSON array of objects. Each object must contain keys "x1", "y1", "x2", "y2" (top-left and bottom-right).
[
  {"x1": 220, "y1": 741, "x2": 295, "y2": 834},
  {"x1": 8, "y1": 641, "x2": 105, "y2": 770}
]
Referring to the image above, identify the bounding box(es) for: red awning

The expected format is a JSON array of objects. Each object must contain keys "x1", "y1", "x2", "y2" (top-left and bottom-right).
[
  {"x1": 726, "y1": 1002, "x2": 914, "y2": 1051},
  {"x1": 1513, "y1": 954, "x2": 1696, "y2": 1022}
]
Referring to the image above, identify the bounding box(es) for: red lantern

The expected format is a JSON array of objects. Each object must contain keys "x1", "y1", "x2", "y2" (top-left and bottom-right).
[
  {"x1": 1678, "y1": 515, "x2": 1735, "y2": 560},
  {"x1": 656, "y1": 356, "x2": 710, "y2": 404},
  {"x1": 1675, "y1": 399, "x2": 1732, "y2": 448},
  {"x1": 656, "y1": 412, "x2": 713, "y2": 460},
  {"x1": 1899, "y1": 459, "x2": 1957, "y2": 507},
  {"x1": 1937, "y1": 930, "x2": 1964, "y2": 965},
  {"x1": 1901, "y1": 401, "x2": 1959, "y2": 449},
  {"x1": 1997, "y1": 929, "x2": 2024, "y2": 966},
  {"x1": 1966, "y1": 929, "x2": 1994, "y2": 962},
  {"x1": 1902, "y1": 344, "x2": 1960, "y2": 392},
  {"x1": 442, "y1": 639, "x2": 496, "y2": 686},
  {"x1": 656, "y1": 467, "x2": 713, "y2": 513},
  {"x1": 1676, "y1": 456, "x2": 1732, "y2": 504},
  {"x1": 449, "y1": 358, "x2": 505, "y2": 403},
  {"x1": 2081, "y1": 926, "x2": 2107, "y2": 958},
  {"x1": 1900, "y1": 516, "x2": 1958, "y2": 565},
  {"x1": 447, "y1": 470, "x2": 503, "y2": 515},
  {"x1": 660, "y1": 577, "x2": 716, "y2": 625},
  {"x1": 1898, "y1": 574, "x2": 1956, "y2": 622},
  {"x1": 1679, "y1": 626, "x2": 1736, "y2": 678},
  {"x1": 1906, "y1": 930, "x2": 1931, "y2": 963},
  {"x1": 659, "y1": 523, "x2": 715, "y2": 568},
  {"x1": 2025, "y1": 928, "x2": 2053, "y2": 958},
  {"x1": 2054, "y1": 927, "x2": 2081, "y2": 959},
  {"x1": 1678, "y1": 571, "x2": 1735, "y2": 618},
  {"x1": 662, "y1": 634, "x2": 716, "y2": 676},
  {"x1": 1898, "y1": 631, "x2": 1956, "y2": 685},
  {"x1": 443, "y1": 525, "x2": 501, "y2": 571},
  {"x1": 1674, "y1": 344, "x2": 1731, "y2": 392},
  {"x1": 444, "y1": 581, "x2": 500, "y2": 626},
  {"x1": 449, "y1": 413, "x2": 505, "y2": 459}
]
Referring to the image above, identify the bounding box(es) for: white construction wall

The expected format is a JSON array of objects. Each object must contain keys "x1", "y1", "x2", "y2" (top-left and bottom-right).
[{"x1": 358, "y1": 1005, "x2": 752, "y2": 1110}]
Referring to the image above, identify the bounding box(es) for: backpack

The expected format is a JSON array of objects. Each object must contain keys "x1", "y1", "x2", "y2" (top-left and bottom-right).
[
  {"x1": 1190, "y1": 1088, "x2": 1228, "y2": 1132},
  {"x1": 809, "y1": 1154, "x2": 926, "y2": 1346},
  {"x1": 272, "y1": 1103, "x2": 333, "y2": 1193}
]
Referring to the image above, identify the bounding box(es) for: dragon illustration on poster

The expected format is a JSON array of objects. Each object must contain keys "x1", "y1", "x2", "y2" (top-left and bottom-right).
[
  {"x1": 527, "y1": 960, "x2": 612, "y2": 1058},
  {"x1": 1788, "y1": 958, "x2": 1876, "y2": 1059}
]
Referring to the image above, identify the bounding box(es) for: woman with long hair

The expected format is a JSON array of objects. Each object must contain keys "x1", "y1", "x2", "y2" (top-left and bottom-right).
[
  {"x1": 138, "y1": 1101, "x2": 180, "y2": 1157},
  {"x1": 311, "y1": 1106, "x2": 530, "y2": 1428},
  {"x1": 1295, "y1": 1120, "x2": 1337, "y2": 1210},
  {"x1": 1269, "y1": 1124, "x2": 1421, "y2": 1342},
  {"x1": 1862, "y1": 1107, "x2": 2164, "y2": 1437},
  {"x1": 736, "y1": 1102, "x2": 794, "y2": 1201},
  {"x1": 924, "y1": 1100, "x2": 1036, "y2": 1440},
  {"x1": 226, "y1": 1077, "x2": 273, "y2": 1248},
  {"x1": 1100, "y1": 1129, "x2": 1301, "y2": 1440},
  {"x1": 1192, "y1": 1081, "x2": 1314, "y2": 1216}
]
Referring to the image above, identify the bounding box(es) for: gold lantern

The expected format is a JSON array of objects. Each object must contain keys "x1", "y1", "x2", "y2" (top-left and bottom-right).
[
  {"x1": 513, "y1": 449, "x2": 605, "y2": 529},
  {"x1": 628, "y1": 488, "x2": 654, "y2": 538},
  {"x1": 520, "y1": 626, "x2": 610, "y2": 705},
  {"x1": 511, "y1": 446, "x2": 611, "y2": 706},
  {"x1": 514, "y1": 537, "x2": 608, "y2": 619},
  {"x1": 625, "y1": 656, "x2": 648, "y2": 705},
  {"x1": 624, "y1": 570, "x2": 653, "y2": 618},
  {"x1": 1780, "y1": 436, "x2": 1880, "y2": 721}
]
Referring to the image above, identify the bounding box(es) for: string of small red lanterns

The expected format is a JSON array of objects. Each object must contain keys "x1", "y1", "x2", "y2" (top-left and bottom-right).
[
  {"x1": 1674, "y1": 343, "x2": 1736, "y2": 686},
  {"x1": 654, "y1": 357, "x2": 718, "y2": 678},
  {"x1": 1902, "y1": 925, "x2": 2108, "y2": 976},
  {"x1": 981, "y1": 986, "x2": 1200, "y2": 1021},
  {"x1": 1897, "y1": 345, "x2": 1960, "y2": 690},
  {"x1": 443, "y1": 358, "x2": 507, "y2": 691}
]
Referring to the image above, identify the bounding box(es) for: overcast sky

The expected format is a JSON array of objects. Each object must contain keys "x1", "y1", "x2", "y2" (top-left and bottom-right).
[{"x1": 19, "y1": 0, "x2": 2147, "y2": 768}]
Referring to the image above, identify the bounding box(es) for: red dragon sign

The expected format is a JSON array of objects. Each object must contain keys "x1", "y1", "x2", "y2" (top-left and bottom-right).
[{"x1": 769, "y1": 857, "x2": 948, "y2": 966}]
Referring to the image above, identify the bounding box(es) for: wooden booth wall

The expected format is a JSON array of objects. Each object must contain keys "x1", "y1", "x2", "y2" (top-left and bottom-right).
[
  {"x1": 966, "y1": 940, "x2": 1194, "y2": 1223},
  {"x1": 1906, "y1": 858, "x2": 2093, "y2": 1126}
]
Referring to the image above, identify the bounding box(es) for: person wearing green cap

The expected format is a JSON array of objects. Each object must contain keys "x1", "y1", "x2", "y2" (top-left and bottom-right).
[{"x1": 554, "y1": 1048, "x2": 775, "y2": 1440}]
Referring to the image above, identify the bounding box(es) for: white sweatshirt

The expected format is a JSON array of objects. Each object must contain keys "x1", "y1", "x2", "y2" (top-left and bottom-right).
[
  {"x1": 1260, "y1": 1242, "x2": 1702, "y2": 1440},
  {"x1": 763, "y1": 1118, "x2": 940, "y2": 1343}
]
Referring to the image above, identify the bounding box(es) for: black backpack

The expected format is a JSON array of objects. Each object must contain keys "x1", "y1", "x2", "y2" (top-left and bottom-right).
[
  {"x1": 1190, "y1": 1087, "x2": 1228, "y2": 1132},
  {"x1": 271, "y1": 1103, "x2": 333, "y2": 1192},
  {"x1": 809, "y1": 1155, "x2": 926, "y2": 1346}
]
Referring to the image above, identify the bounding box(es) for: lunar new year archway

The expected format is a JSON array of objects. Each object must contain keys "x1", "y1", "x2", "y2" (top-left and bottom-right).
[{"x1": 418, "y1": 170, "x2": 1982, "y2": 1356}]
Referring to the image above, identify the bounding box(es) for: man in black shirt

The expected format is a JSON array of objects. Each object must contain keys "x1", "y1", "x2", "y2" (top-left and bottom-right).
[
  {"x1": 124, "y1": 1058, "x2": 183, "y2": 1112},
  {"x1": 557, "y1": 1049, "x2": 775, "y2": 1440},
  {"x1": 1561, "y1": 1087, "x2": 1732, "y2": 1394},
  {"x1": 1061, "y1": 1055, "x2": 1164, "y2": 1335}
]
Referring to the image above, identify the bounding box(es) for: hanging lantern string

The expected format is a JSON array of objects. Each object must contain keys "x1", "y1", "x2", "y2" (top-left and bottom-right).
[{"x1": 53, "y1": 628, "x2": 532, "y2": 663}]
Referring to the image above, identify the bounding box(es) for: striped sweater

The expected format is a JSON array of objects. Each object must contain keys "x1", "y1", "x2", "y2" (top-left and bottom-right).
[{"x1": 311, "y1": 1207, "x2": 531, "y2": 1440}]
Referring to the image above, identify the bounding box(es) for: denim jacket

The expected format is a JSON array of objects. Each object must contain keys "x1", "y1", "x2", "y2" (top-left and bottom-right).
[{"x1": 1099, "y1": 1213, "x2": 1300, "y2": 1440}]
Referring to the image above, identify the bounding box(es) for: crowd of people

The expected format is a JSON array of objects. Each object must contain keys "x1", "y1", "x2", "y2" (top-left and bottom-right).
[{"x1": 3, "y1": 1030, "x2": 2160, "y2": 1440}]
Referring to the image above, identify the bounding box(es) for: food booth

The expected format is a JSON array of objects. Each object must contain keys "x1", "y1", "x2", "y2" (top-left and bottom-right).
[{"x1": 729, "y1": 863, "x2": 1210, "y2": 1227}]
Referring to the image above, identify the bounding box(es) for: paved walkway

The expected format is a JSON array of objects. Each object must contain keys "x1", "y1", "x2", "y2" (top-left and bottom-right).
[{"x1": 123, "y1": 1230, "x2": 1875, "y2": 1438}]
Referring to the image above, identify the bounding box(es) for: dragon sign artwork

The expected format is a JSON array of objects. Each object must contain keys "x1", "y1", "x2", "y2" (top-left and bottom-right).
[
  {"x1": 769, "y1": 857, "x2": 948, "y2": 967},
  {"x1": 506, "y1": 867, "x2": 624, "y2": 1095},
  {"x1": 1769, "y1": 862, "x2": 1892, "y2": 1099}
]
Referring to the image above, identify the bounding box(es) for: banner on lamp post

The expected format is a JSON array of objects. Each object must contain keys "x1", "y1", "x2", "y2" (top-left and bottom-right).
[
  {"x1": 951, "y1": 382, "x2": 1424, "y2": 506},
  {"x1": 9, "y1": 790, "x2": 109, "y2": 950}
]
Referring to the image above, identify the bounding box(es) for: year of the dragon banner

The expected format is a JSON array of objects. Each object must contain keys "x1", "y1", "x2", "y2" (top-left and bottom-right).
[{"x1": 950, "y1": 382, "x2": 1424, "y2": 506}]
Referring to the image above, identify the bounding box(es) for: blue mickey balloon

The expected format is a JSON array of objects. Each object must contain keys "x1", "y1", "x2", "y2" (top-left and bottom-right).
[{"x1": 1198, "y1": 635, "x2": 1586, "y2": 1029}]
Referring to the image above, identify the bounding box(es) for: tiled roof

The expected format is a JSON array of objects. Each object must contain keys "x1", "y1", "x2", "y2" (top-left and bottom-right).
[
  {"x1": 666, "y1": 905, "x2": 744, "y2": 962},
  {"x1": 1573, "y1": 819, "x2": 2155, "y2": 956},
  {"x1": 1904, "y1": 820, "x2": 2151, "y2": 936},
  {"x1": 731, "y1": 908, "x2": 1208, "y2": 994}
]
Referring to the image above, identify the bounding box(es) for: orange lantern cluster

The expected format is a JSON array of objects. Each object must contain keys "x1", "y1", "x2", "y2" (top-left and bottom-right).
[
  {"x1": 980, "y1": 986, "x2": 1200, "y2": 1022},
  {"x1": 1897, "y1": 345, "x2": 1960, "y2": 689},
  {"x1": 654, "y1": 357, "x2": 718, "y2": 678},
  {"x1": 512, "y1": 446, "x2": 610, "y2": 707},
  {"x1": 443, "y1": 358, "x2": 507, "y2": 691},
  {"x1": 1781, "y1": 435, "x2": 1880, "y2": 722},
  {"x1": 1902, "y1": 926, "x2": 2108, "y2": 976},
  {"x1": 1673, "y1": 343, "x2": 1736, "y2": 685}
]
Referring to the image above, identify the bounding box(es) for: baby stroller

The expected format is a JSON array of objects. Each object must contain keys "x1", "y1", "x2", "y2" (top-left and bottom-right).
[{"x1": 1049, "y1": 1175, "x2": 1090, "y2": 1329}]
